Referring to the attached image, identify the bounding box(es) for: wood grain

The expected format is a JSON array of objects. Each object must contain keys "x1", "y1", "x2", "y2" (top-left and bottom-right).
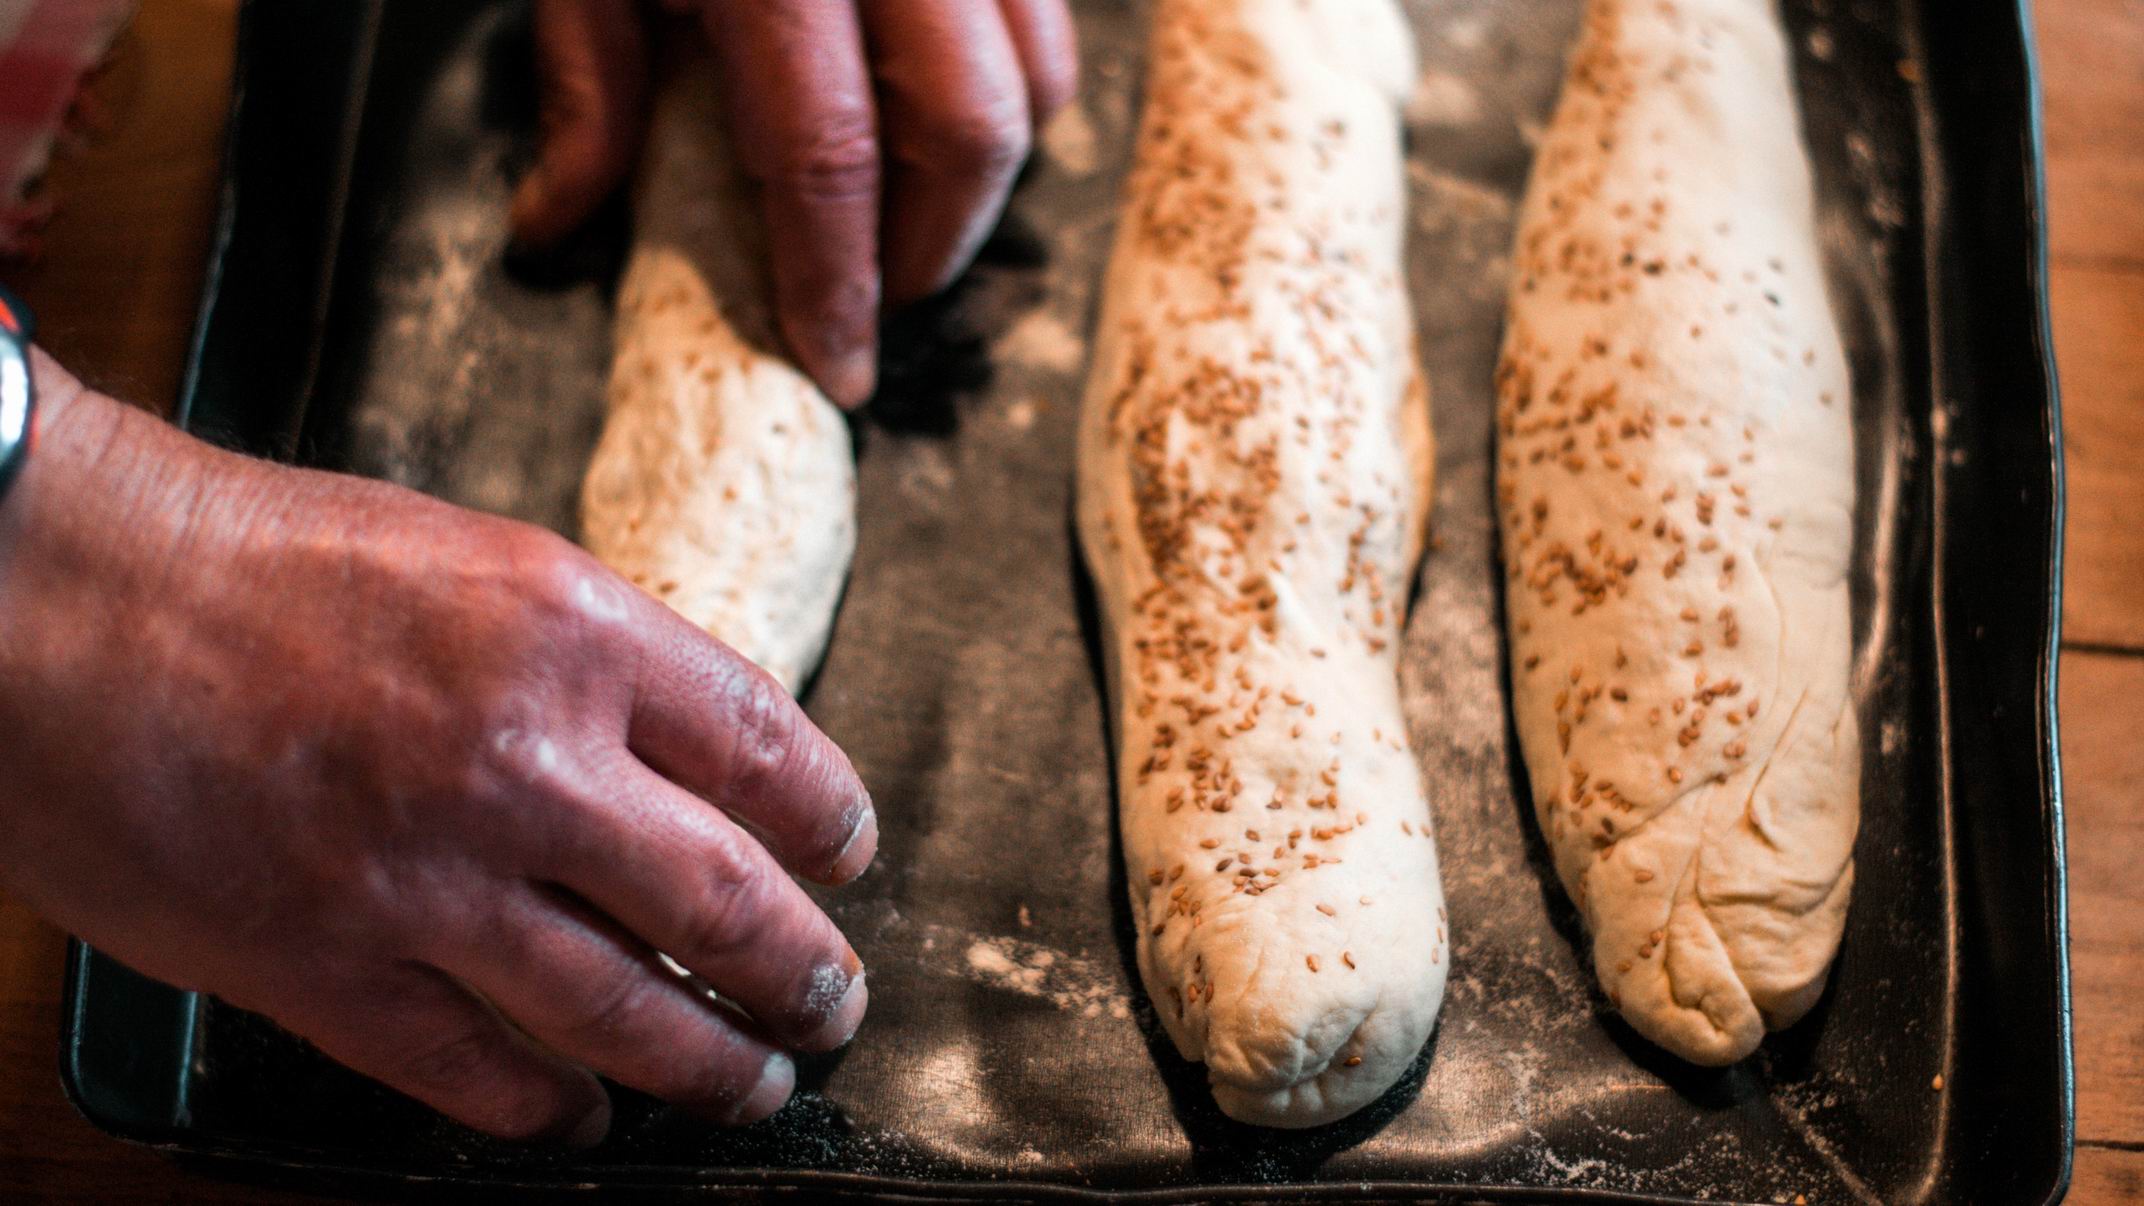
[
  {"x1": 2051, "y1": 263, "x2": 2144, "y2": 650},
  {"x1": 0, "y1": 0, "x2": 2137, "y2": 1201},
  {"x1": 2075, "y1": 1145, "x2": 2144, "y2": 1206},
  {"x1": 8, "y1": 0, "x2": 238, "y2": 414},
  {"x1": 2041, "y1": 0, "x2": 2144, "y2": 657},
  {"x1": 2064, "y1": 652, "x2": 2144, "y2": 1151},
  {"x1": 2040, "y1": 0, "x2": 2144, "y2": 269}
]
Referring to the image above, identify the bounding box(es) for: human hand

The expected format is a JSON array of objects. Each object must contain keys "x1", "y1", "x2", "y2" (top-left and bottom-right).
[
  {"x1": 0, "y1": 353, "x2": 878, "y2": 1143},
  {"x1": 509, "y1": 0, "x2": 1080, "y2": 408}
]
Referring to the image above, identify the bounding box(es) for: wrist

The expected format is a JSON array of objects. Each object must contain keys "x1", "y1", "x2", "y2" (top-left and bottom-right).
[{"x1": 0, "y1": 353, "x2": 221, "y2": 613}]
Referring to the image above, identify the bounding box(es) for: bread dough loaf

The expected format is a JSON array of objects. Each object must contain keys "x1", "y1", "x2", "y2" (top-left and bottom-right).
[
  {"x1": 580, "y1": 51, "x2": 855, "y2": 693},
  {"x1": 1497, "y1": 0, "x2": 1858, "y2": 1064},
  {"x1": 1075, "y1": 0, "x2": 1447, "y2": 1128}
]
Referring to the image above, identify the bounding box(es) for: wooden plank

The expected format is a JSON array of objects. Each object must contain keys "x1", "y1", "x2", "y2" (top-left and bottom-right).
[
  {"x1": 2051, "y1": 263, "x2": 2144, "y2": 649},
  {"x1": 8, "y1": 0, "x2": 240, "y2": 414},
  {"x1": 2039, "y1": 0, "x2": 2144, "y2": 650},
  {"x1": 2062, "y1": 650, "x2": 2144, "y2": 1145},
  {"x1": 2037, "y1": 0, "x2": 2144, "y2": 268},
  {"x1": 2073, "y1": 1144, "x2": 2144, "y2": 1205}
]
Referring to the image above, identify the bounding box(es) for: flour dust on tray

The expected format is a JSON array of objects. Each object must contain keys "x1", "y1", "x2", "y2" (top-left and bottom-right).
[
  {"x1": 1075, "y1": 0, "x2": 1449, "y2": 1128},
  {"x1": 579, "y1": 42, "x2": 856, "y2": 693},
  {"x1": 1496, "y1": 0, "x2": 1860, "y2": 1064}
]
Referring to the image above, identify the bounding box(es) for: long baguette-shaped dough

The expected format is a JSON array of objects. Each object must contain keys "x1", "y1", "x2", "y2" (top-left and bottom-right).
[
  {"x1": 1498, "y1": 0, "x2": 1858, "y2": 1064},
  {"x1": 581, "y1": 51, "x2": 856, "y2": 693},
  {"x1": 1076, "y1": 0, "x2": 1447, "y2": 1128}
]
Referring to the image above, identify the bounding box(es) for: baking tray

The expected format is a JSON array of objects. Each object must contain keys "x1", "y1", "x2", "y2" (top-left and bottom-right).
[{"x1": 58, "y1": 0, "x2": 2070, "y2": 1200}]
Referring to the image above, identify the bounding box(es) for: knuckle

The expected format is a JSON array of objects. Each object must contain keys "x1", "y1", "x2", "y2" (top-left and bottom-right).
[
  {"x1": 503, "y1": 526, "x2": 591, "y2": 605},
  {"x1": 670, "y1": 839, "x2": 773, "y2": 968},
  {"x1": 398, "y1": 1019, "x2": 500, "y2": 1097},
  {"x1": 558, "y1": 968, "x2": 656, "y2": 1048},
  {"x1": 911, "y1": 96, "x2": 1032, "y2": 177},
  {"x1": 477, "y1": 725, "x2": 577, "y2": 802},
  {"x1": 503, "y1": 529, "x2": 638, "y2": 646},
  {"x1": 716, "y1": 670, "x2": 806, "y2": 808},
  {"x1": 769, "y1": 118, "x2": 880, "y2": 199}
]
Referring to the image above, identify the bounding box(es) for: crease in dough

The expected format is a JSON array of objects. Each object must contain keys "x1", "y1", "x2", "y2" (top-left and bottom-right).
[
  {"x1": 1075, "y1": 0, "x2": 1448, "y2": 1128},
  {"x1": 579, "y1": 44, "x2": 856, "y2": 694},
  {"x1": 1496, "y1": 0, "x2": 1859, "y2": 1065}
]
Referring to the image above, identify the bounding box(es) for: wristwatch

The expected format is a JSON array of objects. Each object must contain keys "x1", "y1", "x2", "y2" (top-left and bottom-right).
[{"x1": 0, "y1": 285, "x2": 31, "y2": 505}]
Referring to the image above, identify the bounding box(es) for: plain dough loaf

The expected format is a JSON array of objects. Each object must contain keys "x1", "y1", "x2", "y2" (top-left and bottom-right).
[
  {"x1": 580, "y1": 49, "x2": 855, "y2": 693},
  {"x1": 1076, "y1": 0, "x2": 1449, "y2": 1128},
  {"x1": 1497, "y1": 0, "x2": 1859, "y2": 1064}
]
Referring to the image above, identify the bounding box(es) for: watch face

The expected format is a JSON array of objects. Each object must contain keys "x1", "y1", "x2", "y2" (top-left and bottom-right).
[
  {"x1": 0, "y1": 286, "x2": 30, "y2": 491},
  {"x1": 0, "y1": 345, "x2": 26, "y2": 457}
]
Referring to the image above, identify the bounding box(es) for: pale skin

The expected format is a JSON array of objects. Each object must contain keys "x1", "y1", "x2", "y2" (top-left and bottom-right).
[{"x1": 0, "y1": 0, "x2": 1075, "y2": 1146}]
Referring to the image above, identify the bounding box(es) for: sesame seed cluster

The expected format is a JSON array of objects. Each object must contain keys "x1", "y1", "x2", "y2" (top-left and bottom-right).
[
  {"x1": 1077, "y1": 0, "x2": 1449, "y2": 1127},
  {"x1": 1496, "y1": 0, "x2": 1859, "y2": 1064},
  {"x1": 583, "y1": 57, "x2": 857, "y2": 695}
]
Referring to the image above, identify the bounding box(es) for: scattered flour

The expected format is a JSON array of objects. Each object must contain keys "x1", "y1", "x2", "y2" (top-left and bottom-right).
[
  {"x1": 1407, "y1": 69, "x2": 1483, "y2": 127},
  {"x1": 960, "y1": 934, "x2": 1132, "y2": 1020},
  {"x1": 1440, "y1": 11, "x2": 1490, "y2": 51},
  {"x1": 993, "y1": 308, "x2": 1090, "y2": 375},
  {"x1": 1407, "y1": 162, "x2": 1515, "y2": 223},
  {"x1": 1041, "y1": 102, "x2": 1101, "y2": 177}
]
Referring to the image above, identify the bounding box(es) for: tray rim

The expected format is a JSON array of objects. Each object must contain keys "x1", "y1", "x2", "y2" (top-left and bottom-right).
[{"x1": 58, "y1": 0, "x2": 2074, "y2": 1200}]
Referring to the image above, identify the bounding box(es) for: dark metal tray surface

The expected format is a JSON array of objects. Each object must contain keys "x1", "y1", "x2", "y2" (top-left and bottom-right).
[{"x1": 59, "y1": 0, "x2": 2069, "y2": 1200}]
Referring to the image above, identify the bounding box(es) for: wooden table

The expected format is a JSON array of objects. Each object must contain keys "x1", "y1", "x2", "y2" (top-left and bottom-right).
[{"x1": 1, "y1": 0, "x2": 2137, "y2": 1199}]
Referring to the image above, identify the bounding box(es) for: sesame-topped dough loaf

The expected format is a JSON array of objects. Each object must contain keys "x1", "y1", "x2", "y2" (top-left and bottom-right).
[
  {"x1": 580, "y1": 49, "x2": 856, "y2": 694},
  {"x1": 1498, "y1": 0, "x2": 1858, "y2": 1065},
  {"x1": 1075, "y1": 0, "x2": 1447, "y2": 1128}
]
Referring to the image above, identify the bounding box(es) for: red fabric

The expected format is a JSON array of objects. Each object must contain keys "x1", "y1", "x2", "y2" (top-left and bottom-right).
[{"x1": 0, "y1": 0, "x2": 137, "y2": 257}]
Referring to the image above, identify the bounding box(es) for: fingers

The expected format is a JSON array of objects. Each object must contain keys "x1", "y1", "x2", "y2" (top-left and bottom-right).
[
  {"x1": 859, "y1": 0, "x2": 1032, "y2": 304},
  {"x1": 700, "y1": 2, "x2": 881, "y2": 407},
  {"x1": 510, "y1": 0, "x2": 649, "y2": 248},
  {"x1": 280, "y1": 963, "x2": 613, "y2": 1146},
  {"x1": 541, "y1": 756, "x2": 868, "y2": 1055},
  {"x1": 996, "y1": 0, "x2": 1081, "y2": 121},
  {"x1": 626, "y1": 604, "x2": 876, "y2": 885},
  {"x1": 447, "y1": 886, "x2": 799, "y2": 1126}
]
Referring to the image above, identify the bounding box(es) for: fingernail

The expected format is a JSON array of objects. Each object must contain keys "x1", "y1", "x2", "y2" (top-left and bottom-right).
[
  {"x1": 828, "y1": 805, "x2": 878, "y2": 884},
  {"x1": 824, "y1": 971, "x2": 870, "y2": 1051},
  {"x1": 725, "y1": 1051, "x2": 795, "y2": 1126},
  {"x1": 563, "y1": 1094, "x2": 613, "y2": 1150},
  {"x1": 799, "y1": 959, "x2": 869, "y2": 1052},
  {"x1": 812, "y1": 344, "x2": 877, "y2": 410}
]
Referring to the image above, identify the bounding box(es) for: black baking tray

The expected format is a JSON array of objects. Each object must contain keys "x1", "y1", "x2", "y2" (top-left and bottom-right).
[{"x1": 58, "y1": 0, "x2": 2069, "y2": 1201}]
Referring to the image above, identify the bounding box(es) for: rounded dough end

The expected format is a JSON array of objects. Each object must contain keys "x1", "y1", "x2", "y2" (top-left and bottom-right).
[{"x1": 1204, "y1": 969, "x2": 1445, "y2": 1128}]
